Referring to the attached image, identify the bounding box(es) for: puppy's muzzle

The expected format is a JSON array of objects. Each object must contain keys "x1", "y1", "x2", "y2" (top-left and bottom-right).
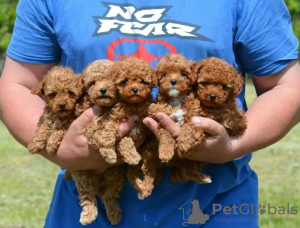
[
  {"x1": 59, "y1": 104, "x2": 66, "y2": 109},
  {"x1": 171, "y1": 80, "x2": 177, "y2": 86},
  {"x1": 100, "y1": 88, "x2": 107, "y2": 95},
  {"x1": 209, "y1": 94, "x2": 217, "y2": 100}
]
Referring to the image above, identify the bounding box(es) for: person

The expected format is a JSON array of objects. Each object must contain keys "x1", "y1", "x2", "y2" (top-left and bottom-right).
[{"x1": 0, "y1": 0, "x2": 299, "y2": 227}]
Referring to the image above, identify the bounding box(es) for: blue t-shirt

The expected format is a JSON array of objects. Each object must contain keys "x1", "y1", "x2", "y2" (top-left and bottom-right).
[{"x1": 7, "y1": 0, "x2": 298, "y2": 227}]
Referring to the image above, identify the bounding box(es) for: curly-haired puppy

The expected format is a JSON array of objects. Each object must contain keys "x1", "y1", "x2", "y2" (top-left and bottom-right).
[
  {"x1": 148, "y1": 54, "x2": 204, "y2": 162},
  {"x1": 98, "y1": 57, "x2": 154, "y2": 166},
  {"x1": 194, "y1": 57, "x2": 247, "y2": 136},
  {"x1": 71, "y1": 59, "x2": 125, "y2": 226},
  {"x1": 28, "y1": 66, "x2": 83, "y2": 155},
  {"x1": 129, "y1": 54, "x2": 210, "y2": 200},
  {"x1": 82, "y1": 59, "x2": 120, "y2": 164}
]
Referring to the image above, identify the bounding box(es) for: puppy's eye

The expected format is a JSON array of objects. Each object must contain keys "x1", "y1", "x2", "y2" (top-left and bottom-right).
[
  {"x1": 121, "y1": 80, "x2": 128, "y2": 85},
  {"x1": 222, "y1": 85, "x2": 227, "y2": 90},
  {"x1": 201, "y1": 82, "x2": 210, "y2": 86},
  {"x1": 181, "y1": 72, "x2": 187, "y2": 77},
  {"x1": 161, "y1": 73, "x2": 167, "y2": 77},
  {"x1": 68, "y1": 91, "x2": 76, "y2": 97},
  {"x1": 49, "y1": 92, "x2": 57, "y2": 98},
  {"x1": 88, "y1": 81, "x2": 96, "y2": 87},
  {"x1": 141, "y1": 79, "x2": 148, "y2": 85}
]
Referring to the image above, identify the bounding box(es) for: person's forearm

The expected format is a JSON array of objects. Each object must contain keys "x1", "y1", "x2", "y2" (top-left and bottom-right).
[
  {"x1": 0, "y1": 81, "x2": 45, "y2": 146},
  {"x1": 232, "y1": 67, "x2": 300, "y2": 158}
]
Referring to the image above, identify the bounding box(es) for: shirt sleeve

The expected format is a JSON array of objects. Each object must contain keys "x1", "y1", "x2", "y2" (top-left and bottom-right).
[
  {"x1": 234, "y1": 0, "x2": 299, "y2": 76},
  {"x1": 7, "y1": 0, "x2": 62, "y2": 64}
]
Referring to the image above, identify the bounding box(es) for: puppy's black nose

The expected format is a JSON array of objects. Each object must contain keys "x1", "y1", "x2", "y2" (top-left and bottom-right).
[
  {"x1": 100, "y1": 88, "x2": 107, "y2": 95},
  {"x1": 132, "y1": 88, "x2": 138, "y2": 94},
  {"x1": 171, "y1": 80, "x2": 177, "y2": 86},
  {"x1": 210, "y1": 94, "x2": 217, "y2": 100},
  {"x1": 59, "y1": 104, "x2": 66, "y2": 109}
]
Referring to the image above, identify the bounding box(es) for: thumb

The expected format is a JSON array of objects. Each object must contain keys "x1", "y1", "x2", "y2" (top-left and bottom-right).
[
  {"x1": 72, "y1": 105, "x2": 101, "y2": 132},
  {"x1": 192, "y1": 116, "x2": 225, "y2": 136}
]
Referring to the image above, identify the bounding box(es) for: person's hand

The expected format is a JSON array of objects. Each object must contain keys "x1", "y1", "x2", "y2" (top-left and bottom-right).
[
  {"x1": 52, "y1": 105, "x2": 141, "y2": 170},
  {"x1": 143, "y1": 113, "x2": 236, "y2": 164}
]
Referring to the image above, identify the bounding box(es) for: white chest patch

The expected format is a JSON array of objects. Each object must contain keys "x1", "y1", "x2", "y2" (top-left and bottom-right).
[
  {"x1": 169, "y1": 108, "x2": 186, "y2": 126},
  {"x1": 168, "y1": 89, "x2": 179, "y2": 97},
  {"x1": 130, "y1": 127, "x2": 140, "y2": 136}
]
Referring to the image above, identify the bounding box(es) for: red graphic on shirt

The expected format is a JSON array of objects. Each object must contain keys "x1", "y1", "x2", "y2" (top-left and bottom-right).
[{"x1": 107, "y1": 38, "x2": 177, "y2": 63}]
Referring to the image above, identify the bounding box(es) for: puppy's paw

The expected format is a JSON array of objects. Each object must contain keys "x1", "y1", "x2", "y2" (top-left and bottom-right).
[
  {"x1": 28, "y1": 142, "x2": 42, "y2": 154},
  {"x1": 46, "y1": 143, "x2": 58, "y2": 154},
  {"x1": 158, "y1": 144, "x2": 174, "y2": 162},
  {"x1": 107, "y1": 204, "x2": 122, "y2": 225},
  {"x1": 198, "y1": 175, "x2": 212, "y2": 184},
  {"x1": 99, "y1": 148, "x2": 117, "y2": 164},
  {"x1": 117, "y1": 137, "x2": 141, "y2": 165},
  {"x1": 123, "y1": 152, "x2": 141, "y2": 165},
  {"x1": 79, "y1": 204, "x2": 98, "y2": 225}
]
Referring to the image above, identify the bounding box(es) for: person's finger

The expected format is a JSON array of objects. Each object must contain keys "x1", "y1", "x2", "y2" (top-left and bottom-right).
[
  {"x1": 156, "y1": 113, "x2": 180, "y2": 138},
  {"x1": 116, "y1": 115, "x2": 139, "y2": 140},
  {"x1": 143, "y1": 117, "x2": 160, "y2": 137},
  {"x1": 192, "y1": 116, "x2": 225, "y2": 136},
  {"x1": 72, "y1": 105, "x2": 101, "y2": 133}
]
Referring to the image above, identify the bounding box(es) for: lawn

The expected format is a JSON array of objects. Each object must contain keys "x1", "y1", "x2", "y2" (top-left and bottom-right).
[{"x1": 0, "y1": 80, "x2": 299, "y2": 227}]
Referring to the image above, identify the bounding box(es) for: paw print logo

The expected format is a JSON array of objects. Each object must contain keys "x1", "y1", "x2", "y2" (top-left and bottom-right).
[{"x1": 256, "y1": 204, "x2": 266, "y2": 214}]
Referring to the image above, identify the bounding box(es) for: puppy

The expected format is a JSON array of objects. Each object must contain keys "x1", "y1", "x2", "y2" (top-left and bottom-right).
[
  {"x1": 129, "y1": 54, "x2": 210, "y2": 200},
  {"x1": 28, "y1": 66, "x2": 83, "y2": 155},
  {"x1": 148, "y1": 54, "x2": 203, "y2": 162},
  {"x1": 194, "y1": 57, "x2": 247, "y2": 136},
  {"x1": 72, "y1": 59, "x2": 125, "y2": 226},
  {"x1": 98, "y1": 57, "x2": 154, "y2": 166},
  {"x1": 83, "y1": 59, "x2": 120, "y2": 164}
]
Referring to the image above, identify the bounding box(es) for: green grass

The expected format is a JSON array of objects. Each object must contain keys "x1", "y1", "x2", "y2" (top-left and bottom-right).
[
  {"x1": 0, "y1": 121, "x2": 59, "y2": 228},
  {"x1": 246, "y1": 78, "x2": 300, "y2": 228},
  {"x1": 0, "y1": 80, "x2": 299, "y2": 227}
]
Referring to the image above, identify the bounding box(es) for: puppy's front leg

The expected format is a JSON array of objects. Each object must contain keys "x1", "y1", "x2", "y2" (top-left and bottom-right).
[
  {"x1": 28, "y1": 115, "x2": 51, "y2": 154},
  {"x1": 46, "y1": 129, "x2": 67, "y2": 154},
  {"x1": 157, "y1": 128, "x2": 175, "y2": 162},
  {"x1": 95, "y1": 120, "x2": 119, "y2": 164},
  {"x1": 117, "y1": 136, "x2": 141, "y2": 165},
  {"x1": 176, "y1": 123, "x2": 205, "y2": 157}
]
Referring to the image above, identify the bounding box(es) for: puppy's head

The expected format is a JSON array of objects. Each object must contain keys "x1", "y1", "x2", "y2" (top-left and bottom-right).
[
  {"x1": 82, "y1": 59, "x2": 116, "y2": 107},
  {"x1": 194, "y1": 57, "x2": 243, "y2": 108},
  {"x1": 154, "y1": 54, "x2": 196, "y2": 98},
  {"x1": 111, "y1": 57, "x2": 153, "y2": 103},
  {"x1": 32, "y1": 66, "x2": 83, "y2": 117}
]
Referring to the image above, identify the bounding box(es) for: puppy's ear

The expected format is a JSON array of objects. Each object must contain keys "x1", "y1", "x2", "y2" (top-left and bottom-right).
[
  {"x1": 152, "y1": 69, "x2": 158, "y2": 87},
  {"x1": 192, "y1": 60, "x2": 205, "y2": 83},
  {"x1": 76, "y1": 73, "x2": 85, "y2": 97},
  {"x1": 31, "y1": 77, "x2": 46, "y2": 97},
  {"x1": 189, "y1": 61, "x2": 198, "y2": 84},
  {"x1": 233, "y1": 72, "x2": 244, "y2": 95},
  {"x1": 77, "y1": 74, "x2": 84, "y2": 89}
]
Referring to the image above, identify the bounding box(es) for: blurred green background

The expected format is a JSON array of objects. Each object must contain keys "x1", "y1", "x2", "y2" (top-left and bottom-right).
[{"x1": 0, "y1": 1, "x2": 299, "y2": 227}]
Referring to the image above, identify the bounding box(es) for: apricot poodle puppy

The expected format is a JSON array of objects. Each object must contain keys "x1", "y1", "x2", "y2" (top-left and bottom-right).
[
  {"x1": 28, "y1": 66, "x2": 83, "y2": 155},
  {"x1": 148, "y1": 54, "x2": 205, "y2": 161},
  {"x1": 129, "y1": 54, "x2": 210, "y2": 200},
  {"x1": 72, "y1": 59, "x2": 125, "y2": 226},
  {"x1": 194, "y1": 57, "x2": 247, "y2": 136},
  {"x1": 98, "y1": 57, "x2": 154, "y2": 166}
]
